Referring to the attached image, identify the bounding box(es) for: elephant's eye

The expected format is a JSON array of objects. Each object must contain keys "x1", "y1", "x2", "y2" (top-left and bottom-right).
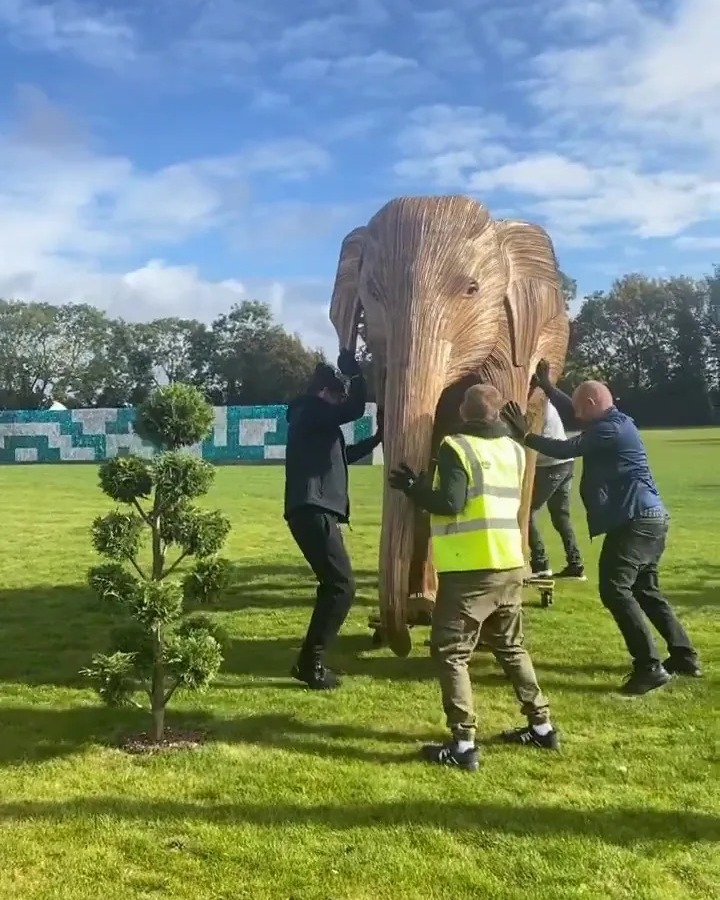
[{"x1": 464, "y1": 279, "x2": 479, "y2": 297}]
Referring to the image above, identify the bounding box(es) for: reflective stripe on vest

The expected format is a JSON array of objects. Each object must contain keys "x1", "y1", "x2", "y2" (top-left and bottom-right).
[{"x1": 430, "y1": 433, "x2": 525, "y2": 572}]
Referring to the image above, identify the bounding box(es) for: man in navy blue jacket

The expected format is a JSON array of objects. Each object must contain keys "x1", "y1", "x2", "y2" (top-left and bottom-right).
[{"x1": 502, "y1": 363, "x2": 700, "y2": 696}]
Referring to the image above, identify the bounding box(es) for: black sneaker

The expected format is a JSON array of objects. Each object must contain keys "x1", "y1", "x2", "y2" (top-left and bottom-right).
[
  {"x1": 421, "y1": 742, "x2": 480, "y2": 771},
  {"x1": 499, "y1": 725, "x2": 560, "y2": 751},
  {"x1": 529, "y1": 566, "x2": 552, "y2": 579},
  {"x1": 556, "y1": 564, "x2": 586, "y2": 581},
  {"x1": 291, "y1": 662, "x2": 341, "y2": 690},
  {"x1": 620, "y1": 665, "x2": 671, "y2": 696},
  {"x1": 664, "y1": 656, "x2": 703, "y2": 678}
]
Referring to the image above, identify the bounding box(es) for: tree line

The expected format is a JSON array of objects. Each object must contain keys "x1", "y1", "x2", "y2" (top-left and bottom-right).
[
  {"x1": 561, "y1": 266, "x2": 720, "y2": 426},
  {"x1": 0, "y1": 299, "x2": 324, "y2": 410},
  {"x1": 2, "y1": 264, "x2": 719, "y2": 425}
]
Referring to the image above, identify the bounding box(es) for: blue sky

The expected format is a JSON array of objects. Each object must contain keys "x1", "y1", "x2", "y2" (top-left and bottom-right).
[{"x1": 0, "y1": 0, "x2": 718, "y2": 353}]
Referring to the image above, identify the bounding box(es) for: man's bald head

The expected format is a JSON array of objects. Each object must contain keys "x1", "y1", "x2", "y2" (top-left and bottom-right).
[
  {"x1": 460, "y1": 383, "x2": 503, "y2": 424},
  {"x1": 572, "y1": 380, "x2": 615, "y2": 423}
]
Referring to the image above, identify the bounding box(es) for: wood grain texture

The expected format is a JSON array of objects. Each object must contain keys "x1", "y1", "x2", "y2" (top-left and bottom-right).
[{"x1": 328, "y1": 195, "x2": 569, "y2": 656}]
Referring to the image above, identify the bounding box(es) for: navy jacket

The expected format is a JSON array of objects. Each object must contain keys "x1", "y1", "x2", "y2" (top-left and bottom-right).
[
  {"x1": 284, "y1": 374, "x2": 378, "y2": 523},
  {"x1": 525, "y1": 387, "x2": 665, "y2": 537}
]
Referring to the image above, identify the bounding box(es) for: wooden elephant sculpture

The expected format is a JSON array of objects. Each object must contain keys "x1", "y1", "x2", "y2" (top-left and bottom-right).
[{"x1": 329, "y1": 195, "x2": 569, "y2": 656}]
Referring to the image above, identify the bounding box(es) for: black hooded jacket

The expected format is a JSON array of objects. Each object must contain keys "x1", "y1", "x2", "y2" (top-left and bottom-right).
[{"x1": 283, "y1": 374, "x2": 379, "y2": 522}]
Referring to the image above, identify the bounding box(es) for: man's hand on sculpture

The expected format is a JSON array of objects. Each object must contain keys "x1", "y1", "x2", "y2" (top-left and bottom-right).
[
  {"x1": 389, "y1": 463, "x2": 423, "y2": 496},
  {"x1": 535, "y1": 359, "x2": 552, "y2": 392},
  {"x1": 337, "y1": 348, "x2": 361, "y2": 378},
  {"x1": 501, "y1": 401, "x2": 529, "y2": 443}
]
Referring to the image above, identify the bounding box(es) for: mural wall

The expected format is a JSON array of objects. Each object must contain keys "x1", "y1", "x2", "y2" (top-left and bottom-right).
[{"x1": 0, "y1": 405, "x2": 383, "y2": 464}]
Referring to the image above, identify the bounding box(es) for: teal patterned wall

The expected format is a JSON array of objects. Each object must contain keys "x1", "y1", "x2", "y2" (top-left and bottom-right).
[{"x1": 0, "y1": 405, "x2": 382, "y2": 464}]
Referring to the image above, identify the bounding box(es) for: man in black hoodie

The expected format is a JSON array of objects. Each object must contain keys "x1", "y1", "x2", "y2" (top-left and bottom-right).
[{"x1": 284, "y1": 349, "x2": 382, "y2": 689}]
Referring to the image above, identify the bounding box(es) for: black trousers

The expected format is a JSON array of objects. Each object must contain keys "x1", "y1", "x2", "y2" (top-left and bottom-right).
[
  {"x1": 287, "y1": 508, "x2": 355, "y2": 657},
  {"x1": 529, "y1": 462, "x2": 582, "y2": 568},
  {"x1": 598, "y1": 515, "x2": 695, "y2": 670}
]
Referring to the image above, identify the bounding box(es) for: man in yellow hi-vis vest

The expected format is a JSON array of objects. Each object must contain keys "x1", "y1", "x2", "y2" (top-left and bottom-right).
[{"x1": 389, "y1": 384, "x2": 558, "y2": 771}]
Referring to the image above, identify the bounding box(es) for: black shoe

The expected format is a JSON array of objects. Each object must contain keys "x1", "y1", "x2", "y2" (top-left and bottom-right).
[
  {"x1": 664, "y1": 656, "x2": 703, "y2": 678},
  {"x1": 420, "y1": 741, "x2": 480, "y2": 771},
  {"x1": 529, "y1": 565, "x2": 552, "y2": 579},
  {"x1": 291, "y1": 661, "x2": 341, "y2": 690},
  {"x1": 499, "y1": 725, "x2": 560, "y2": 751},
  {"x1": 620, "y1": 665, "x2": 671, "y2": 696},
  {"x1": 556, "y1": 564, "x2": 586, "y2": 581}
]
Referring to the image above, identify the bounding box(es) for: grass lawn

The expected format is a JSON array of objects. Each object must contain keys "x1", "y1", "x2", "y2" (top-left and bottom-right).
[{"x1": 0, "y1": 429, "x2": 718, "y2": 900}]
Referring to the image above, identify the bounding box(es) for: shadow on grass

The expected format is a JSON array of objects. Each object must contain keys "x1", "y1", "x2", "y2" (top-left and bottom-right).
[
  {"x1": 0, "y1": 584, "x2": 113, "y2": 688},
  {"x1": 0, "y1": 793, "x2": 716, "y2": 845},
  {"x1": 0, "y1": 705, "x2": 717, "y2": 845},
  {"x1": 666, "y1": 565, "x2": 720, "y2": 612},
  {"x1": 0, "y1": 566, "x2": 710, "y2": 693},
  {"x1": 0, "y1": 705, "x2": 426, "y2": 766},
  {"x1": 220, "y1": 633, "x2": 628, "y2": 696},
  {"x1": 0, "y1": 704, "x2": 147, "y2": 765},
  {"x1": 0, "y1": 565, "x2": 380, "y2": 687},
  {"x1": 216, "y1": 563, "x2": 379, "y2": 612}
]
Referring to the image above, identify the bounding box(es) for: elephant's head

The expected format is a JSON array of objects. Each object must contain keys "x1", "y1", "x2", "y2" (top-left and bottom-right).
[{"x1": 329, "y1": 195, "x2": 568, "y2": 651}]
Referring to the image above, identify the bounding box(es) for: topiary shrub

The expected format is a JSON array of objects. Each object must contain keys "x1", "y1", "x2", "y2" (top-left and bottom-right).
[{"x1": 82, "y1": 384, "x2": 232, "y2": 742}]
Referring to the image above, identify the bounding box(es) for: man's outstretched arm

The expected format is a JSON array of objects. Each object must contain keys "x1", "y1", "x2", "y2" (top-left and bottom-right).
[
  {"x1": 390, "y1": 443, "x2": 468, "y2": 516},
  {"x1": 526, "y1": 418, "x2": 620, "y2": 460},
  {"x1": 346, "y1": 433, "x2": 381, "y2": 464}
]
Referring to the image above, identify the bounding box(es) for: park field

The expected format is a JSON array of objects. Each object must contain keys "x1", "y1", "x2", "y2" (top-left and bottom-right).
[{"x1": 0, "y1": 429, "x2": 718, "y2": 900}]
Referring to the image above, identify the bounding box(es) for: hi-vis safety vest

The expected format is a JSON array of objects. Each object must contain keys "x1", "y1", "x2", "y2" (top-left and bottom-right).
[{"x1": 431, "y1": 434, "x2": 525, "y2": 573}]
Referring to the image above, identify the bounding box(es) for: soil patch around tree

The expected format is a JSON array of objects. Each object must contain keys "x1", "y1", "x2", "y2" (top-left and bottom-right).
[{"x1": 118, "y1": 727, "x2": 207, "y2": 755}]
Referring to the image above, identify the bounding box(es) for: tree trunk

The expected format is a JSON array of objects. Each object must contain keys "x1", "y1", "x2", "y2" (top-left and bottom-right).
[
  {"x1": 151, "y1": 627, "x2": 165, "y2": 742},
  {"x1": 151, "y1": 519, "x2": 165, "y2": 580},
  {"x1": 151, "y1": 704, "x2": 165, "y2": 743}
]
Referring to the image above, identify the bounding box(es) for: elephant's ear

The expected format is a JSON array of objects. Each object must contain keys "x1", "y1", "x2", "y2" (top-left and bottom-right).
[
  {"x1": 495, "y1": 220, "x2": 565, "y2": 367},
  {"x1": 329, "y1": 226, "x2": 367, "y2": 350}
]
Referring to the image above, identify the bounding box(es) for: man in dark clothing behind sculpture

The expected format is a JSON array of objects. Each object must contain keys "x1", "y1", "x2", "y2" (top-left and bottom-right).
[
  {"x1": 284, "y1": 349, "x2": 382, "y2": 690},
  {"x1": 502, "y1": 362, "x2": 701, "y2": 696}
]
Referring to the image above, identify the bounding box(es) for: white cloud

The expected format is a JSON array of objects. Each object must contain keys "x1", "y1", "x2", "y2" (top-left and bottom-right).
[
  {"x1": 468, "y1": 154, "x2": 597, "y2": 197},
  {"x1": 530, "y1": 167, "x2": 720, "y2": 240},
  {"x1": 251, "y1": 89, "x2": 291, "y2": 110},
  {"x1": 532, "y1": 0, "x2": 720, "y2": 150},
  {"x1": 674, "y1": 236, "x2": 720, "y2": 252},
  {"x1": 281, "y1": 50, "x2": 420, "y2": 83},
  {"x1": 3, "y1": 258, "x2": 338, "y2": 354},
  {"x1": 0, "y1": 89, "x2": 339, "y2": 352},
  {"x1": 0, "y1": 0, "x2": 136, "y2": 68},
  {"x1": 271, "y1": 14, "x2": 357, "y2": 55},
  {"x1": 394, "y1": 105, "x2": 513, "y2": 185},
  {"x1": 392, "y1": 0, "x2": 720, "y2": 247},
  {"x1": 412, "y1": 9, "x2": 483, "y2": 72}
]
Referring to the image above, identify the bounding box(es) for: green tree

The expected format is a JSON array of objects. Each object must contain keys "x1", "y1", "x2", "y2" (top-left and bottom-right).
[
  {"x1": 209, "y1": 300, "x2": 324, "y2": 404},
  {"x1": 83, "y1": 383, "x2": 231, "y2": 742},
  {"x1": 0, "y1": 300, "x2": 65, "y2": 407},
  {"x1": 0, "y1": 300, "x2": 122, "y2": 408},
  {"x1": 93, "y1": 321, "x2": 157, "y2": 408},
  {"x1": 569, "y1": 276, "x2": 676, "y2": 392},
  {"x1": 565, "y1": 273, "x2": 717, "y2": 425},
  {"x1": 146, "y1": 317, "x2": 206, "y2": 385}
]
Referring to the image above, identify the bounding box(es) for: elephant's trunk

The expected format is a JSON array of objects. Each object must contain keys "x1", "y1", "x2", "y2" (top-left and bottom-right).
[{"x1": 379, "y1": 329, "x2": 452, "y2": 655}]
